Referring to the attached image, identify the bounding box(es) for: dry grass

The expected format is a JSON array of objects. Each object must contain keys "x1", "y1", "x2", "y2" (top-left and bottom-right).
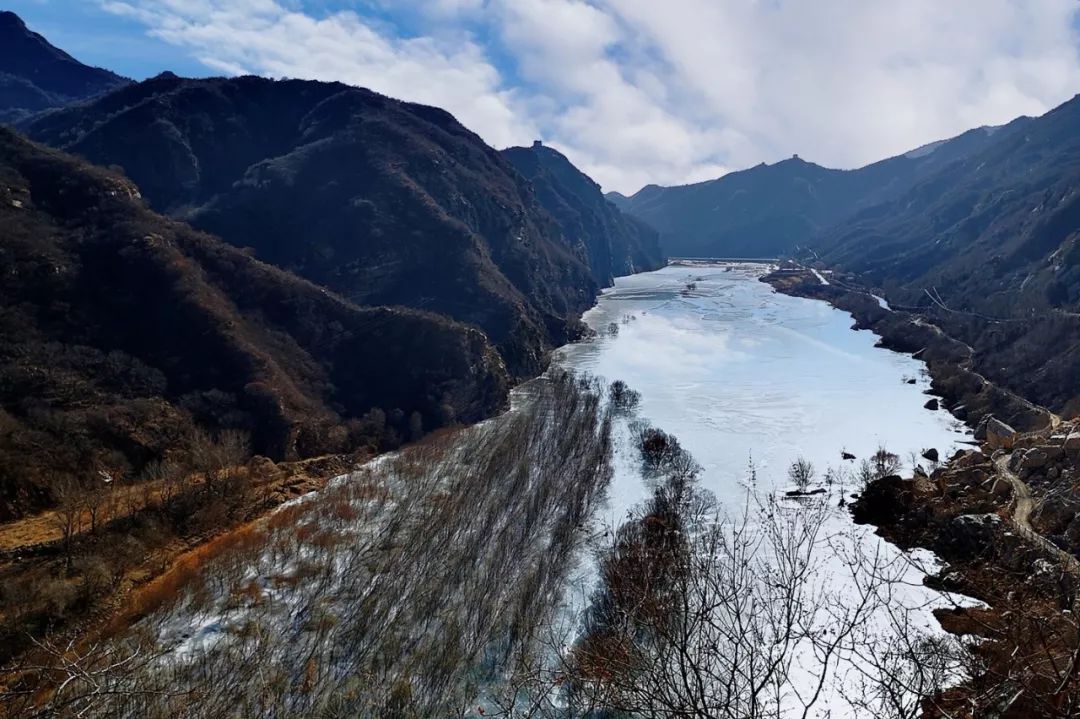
[{"x1": 116, "y1": 521, "x2": 268, "y2": 629}]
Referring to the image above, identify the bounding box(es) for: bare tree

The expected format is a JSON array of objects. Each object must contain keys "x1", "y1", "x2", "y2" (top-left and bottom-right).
[
  {"x1": 50, "y1": 475, "x2": 82, "y2": 571},
  {"x1": 788, "y1": 457, "x2": 815, "y2": 493},
  {"x1": 871, "y1": 445, "x2": 902, "y2": 479},
  {"x1": 0, "y1": 636, "x2": 187, "y2": 719},
  {"x1": 189, "y1": 428, "x2": 250, "y2": 496}
]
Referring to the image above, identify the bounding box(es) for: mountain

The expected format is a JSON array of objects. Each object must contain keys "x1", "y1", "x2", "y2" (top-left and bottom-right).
[
  {"x1": 815, "y1": 95, "x2": 1080, "y2": 414},
  {"x1": 24, "y1": 75, "x2": 607, "y2": 378},
  {"x1": 0, "y1": 128, "x2": 507, "y2": 520},
  {"x1": 605, "y1": 191, "x2": 632, "y2": 211},
  {"x1": 0, "y1": 11, "x2": 129, "y2": 123},
  {"x1": 612, "y1": 124, "x2": 1021, "y2": 258},
  {"x1": 502, "y1": 141, "x2": 664, "y2": 285}
]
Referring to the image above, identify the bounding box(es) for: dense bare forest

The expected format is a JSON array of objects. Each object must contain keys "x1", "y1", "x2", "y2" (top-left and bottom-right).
[{"x1": 1, "y1": 371, "x2": 614, "y2": 718}]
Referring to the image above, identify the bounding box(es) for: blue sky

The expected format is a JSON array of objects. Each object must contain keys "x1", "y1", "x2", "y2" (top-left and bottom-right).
[
  {"x1": 8, "y1": 1, "x2": 1080, "y2": 194},
  {"x1": 8, "y1": 0, "x2": 207, "y2": 78}
]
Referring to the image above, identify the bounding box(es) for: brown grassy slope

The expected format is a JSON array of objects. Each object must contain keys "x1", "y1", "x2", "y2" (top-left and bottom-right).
[{"x1": 0, "y1": 128, "x2": 508, "y2": 520}]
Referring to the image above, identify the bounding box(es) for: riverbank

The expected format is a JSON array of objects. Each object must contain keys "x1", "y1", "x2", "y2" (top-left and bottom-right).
[
  {"x1": 849, "y1": 417, "x2": 1080, "y2": 716},
  {"x1": 763, "y1": 265, "x2": 1054, "y2": 433},
  {"x1": 765, "y1": 265, "x2": 1080, "y2": 714}
]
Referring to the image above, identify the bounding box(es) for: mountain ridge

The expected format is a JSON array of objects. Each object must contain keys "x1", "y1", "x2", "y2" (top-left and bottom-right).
[
  {"x1": 24, "y1": 75, "x2": 610, "y2": 377},
  {"x1": 611, "y1": 123, "x2": 1027, "y2": 258},
  {"x1": 0, "y1": 11, "x2": 130, "y2": 123},
  {"x1": 502, "y1": 141, "x2": 664, "y2": 284}
]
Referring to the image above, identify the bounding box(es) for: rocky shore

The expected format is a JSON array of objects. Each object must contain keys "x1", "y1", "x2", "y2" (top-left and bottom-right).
[
  {"x1": 851, "y1": 418, "x2": 1080, "y2": 716},
  {"x1": 767, "y1": 265, "x2": 1080, "y2": 716},
  {"x1": 763, "y1": 266, "x2": 1053, "y2": 432}
]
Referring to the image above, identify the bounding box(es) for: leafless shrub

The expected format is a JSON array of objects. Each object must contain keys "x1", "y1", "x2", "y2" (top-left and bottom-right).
[
  {"x1": 788, "y1": 456, "x2": 815, "y2": 492},
  {"x1": 4, "y1": 371, "x2": 614, "y2": 719},
  {"x1": 608, "y1": 380, "x2": 640, "y2": 415}
]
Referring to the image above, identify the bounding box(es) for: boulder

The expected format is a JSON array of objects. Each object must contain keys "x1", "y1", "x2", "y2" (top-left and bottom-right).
[
  {"x1": 1008, "y1": 450, "x2": 1027, "y2": 474},
  {"x1": 952, "y1": 449, "x2": 988, "y2": 468},
  {"x1": 1039, "y1": 445, "x2": 1065, "y2": 462},
  {"x1": 945, "y1": 514, "x2": 1003, "y2": 559},
  {"x1": 1064, "y1": 432, "x2": 1080, "y2": 453},
  {"x1": 922, "y1": 447, "x2": 940, "y2": 463},
  {"x1": 924, "y1": 398, "x2": 940, "y2": 411},
  {"x1": 985, "y1": 417, "x2": 1018, "y2": 450},
  {"x1": 1020, "y1": 448, "x2": 1049, "y2": 471},
  {"x1": 982, "y1": 477, "x2": 1013, "y2": 499}
]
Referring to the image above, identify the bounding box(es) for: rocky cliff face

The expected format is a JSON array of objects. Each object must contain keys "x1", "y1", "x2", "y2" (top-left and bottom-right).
[
  {"x1": 0, "y1": 12, "x2": 129, "y2": 123},
  {"x1": 0, "y1": 129, "x2": 507, "y2": 519},
  {"x1": 502, "y1": 142, "x2": 664, "y2": 285},
  {"x1": 24, "y1": 76, "x2": 608, "y2": 377}
]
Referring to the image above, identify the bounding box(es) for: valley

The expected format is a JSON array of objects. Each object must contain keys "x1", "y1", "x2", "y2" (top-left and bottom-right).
[{"x1": 2, "y1": 6, "x2": 1080, "y2": 718}]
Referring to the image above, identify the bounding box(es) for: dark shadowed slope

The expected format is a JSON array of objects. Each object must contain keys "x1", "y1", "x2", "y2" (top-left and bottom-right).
[
  {"x1": 0, "y1": 128, "x2": 507, "y2": 520},
  {"x1": 817, "y1": 95, "x2": 1080, "y2": 414},
  {"x1": 613, "y1": 124, "x2": 1020, "y2": 258},
  {"x1": 24, "y1": 75, "x2": 606, "y2": 377},
  {"x1": 0, "y1": 11, "x2": 129, "y2": 123},
  {"x1": 502, "y1": 142, "x2": 664, "y2": 285}
]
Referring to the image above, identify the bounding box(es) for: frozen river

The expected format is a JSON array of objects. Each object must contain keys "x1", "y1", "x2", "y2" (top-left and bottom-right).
[
  {"x1": 555, "y1": 262, "x2": 971, "y2": 524},
  {"x1": 550, "y1": 262, "x2": 974, "y2": 717}
]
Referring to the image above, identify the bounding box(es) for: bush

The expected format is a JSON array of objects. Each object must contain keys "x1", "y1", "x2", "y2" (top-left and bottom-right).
[
  {"x1": 788, "y1": 458, "x2": 815, "y2": 492},
  {"x1": 609, "y1": 380, "x2": 640, "y2": 415}
]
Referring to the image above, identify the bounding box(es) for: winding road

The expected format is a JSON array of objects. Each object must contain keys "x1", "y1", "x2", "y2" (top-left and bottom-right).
[{"x1": 993, "y1": 454, "x2": 1080, "y2": 574}]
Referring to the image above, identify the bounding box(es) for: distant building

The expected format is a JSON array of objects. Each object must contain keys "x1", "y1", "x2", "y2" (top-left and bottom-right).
[{"x1": 533, "y1": 140, "x2": 543, "y2": 148}]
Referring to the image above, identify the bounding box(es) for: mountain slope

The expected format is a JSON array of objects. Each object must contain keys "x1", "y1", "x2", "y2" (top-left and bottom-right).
[
  {"x1": 0, "y1": 128, "x2": 507, "y2": 520},
  {"x1": 24, "y1": 76, "x2": 603, "y2": 377},
  {"x1": 613, "y1": 125, "x2": 1019, "y2": 258},
  {"x1": 0, "y1": 11, "x2": 129, "y2": 123},
  {"x1": 816, "y1": 95, "x2": 1080, "y2": 414},
  {"x1": 502, "y1": 142, "x2": 664, "y2": 285}
]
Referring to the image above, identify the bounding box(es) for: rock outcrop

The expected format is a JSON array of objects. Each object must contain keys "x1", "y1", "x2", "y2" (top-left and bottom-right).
[{"x1": 986, "y1": 417, "x2": 1019, "y2": 450}]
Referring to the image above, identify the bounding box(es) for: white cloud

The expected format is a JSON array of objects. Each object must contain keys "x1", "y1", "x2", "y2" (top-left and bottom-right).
[
  {"x1": 103, "y1": 0, "x2": 1080, "y2": 194},
  {"x1": 101, "y1": 0, "x2": 537, "y2": 148}
]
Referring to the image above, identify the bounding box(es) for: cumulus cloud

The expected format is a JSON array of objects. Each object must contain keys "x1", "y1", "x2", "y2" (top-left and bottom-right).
[
  {"x1": 101, "y1": 0, "x2": 537, "y2": 148},
  {"x1": 102, "y1": 0, "x2": 1080, "y2": 193}
]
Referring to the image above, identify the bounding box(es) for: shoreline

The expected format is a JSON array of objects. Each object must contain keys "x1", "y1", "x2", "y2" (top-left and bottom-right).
[
  {"x1": 761, "y1": 265, "x2": 1054, "y2": 433},
  {"x1": 763, "y1": 263, "x2": 1080, "y2": 715}
]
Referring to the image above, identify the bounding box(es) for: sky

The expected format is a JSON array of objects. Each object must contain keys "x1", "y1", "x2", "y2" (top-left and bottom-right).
[{"x1": 9, "y1": 1, "x2": 1080, "y2": 194}]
